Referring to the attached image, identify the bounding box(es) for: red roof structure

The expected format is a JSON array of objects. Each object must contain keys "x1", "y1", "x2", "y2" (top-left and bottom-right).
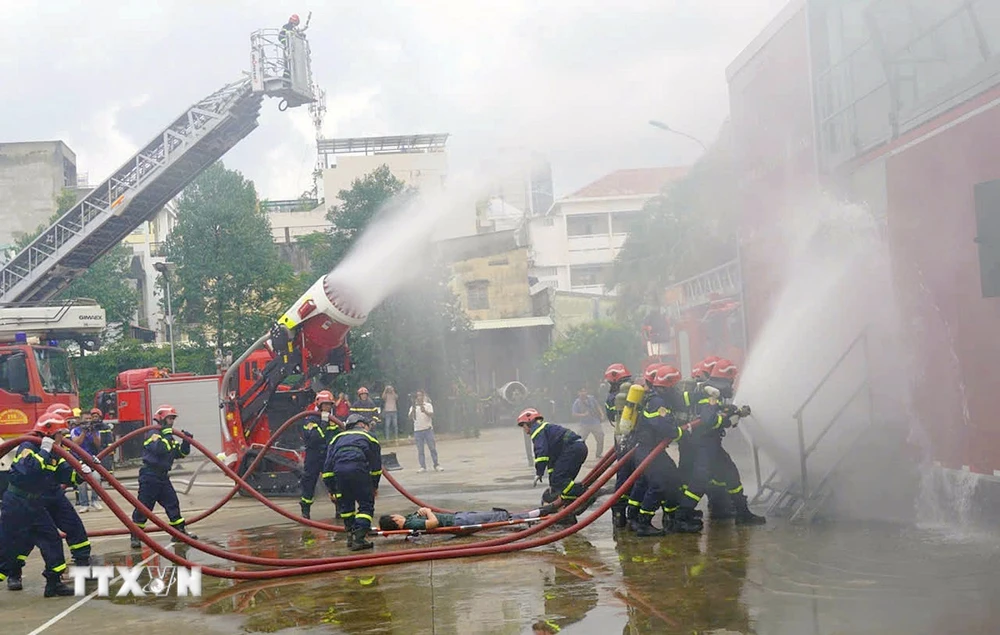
[{"x1": 570, "y1": 167, "x2": 689, "y2": 198}]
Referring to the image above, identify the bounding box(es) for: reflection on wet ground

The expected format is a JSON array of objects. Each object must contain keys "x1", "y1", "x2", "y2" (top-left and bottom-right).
[{"x1": 97, "y1": 514, "x2": 1000, "y2": 635}]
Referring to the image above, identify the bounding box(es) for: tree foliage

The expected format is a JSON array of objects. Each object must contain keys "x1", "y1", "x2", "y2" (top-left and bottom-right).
[
  {"x1": 610, "y1": 148, "x2": 738, "y2": 321},
  {"x1": 73, "y1": 339, "x2": 216, "y2": 407},
  {"x1": 166, "y1": 162, "x2": 293, "y2": 351},
  {"x1": 12, "y1": 189, "x2": 139, "y2": 325},
  {"x1": 62, "y1": 243, "x2": 138, "y2": 325},
  {"x1": 298, "y1": 165, "x2": 471, "y2": 432},
  {"x1": 537, "y1": 321, "x2": 644, "y2": 412}
]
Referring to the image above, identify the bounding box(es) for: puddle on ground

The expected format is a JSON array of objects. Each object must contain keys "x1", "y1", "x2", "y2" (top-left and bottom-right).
[{"x1": 96, "y1": 515, "x2": 1000, "y2": 634}]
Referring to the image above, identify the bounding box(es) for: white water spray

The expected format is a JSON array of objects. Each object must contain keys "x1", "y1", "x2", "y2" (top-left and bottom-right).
[
  {"x1": 735, "y1": 197, "x2": 916, "y2": 519},
  {"x1": 323, "y1": 172, "x2": 488, "y2": 315}
]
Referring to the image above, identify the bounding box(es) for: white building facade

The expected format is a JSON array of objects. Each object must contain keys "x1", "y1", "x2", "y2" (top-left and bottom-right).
[{"x1": 527, "y1": 167, "x2": 688, "y2": 295}]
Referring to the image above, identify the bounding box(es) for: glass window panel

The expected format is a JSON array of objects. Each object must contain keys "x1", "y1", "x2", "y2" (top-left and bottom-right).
[
  {"x1": 972, "y1": 0, "x2": 1000, "y2": 58},
  {"x1": 896, "y1": 11, "x2": 986, "y2": 109},
  {"x1": 566, "y1": 214, "x2": 607, "y2": 237},
  {"x1": 853, "y1": 84, "x2": 893, "y2": 149},
  {"x1": 850, "y1": 42, "x2": 888, "y2": 97}
]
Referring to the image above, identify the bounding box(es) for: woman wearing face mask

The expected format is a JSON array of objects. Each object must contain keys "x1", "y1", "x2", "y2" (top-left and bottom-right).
[{"x1": 299, "y1": 391, "x2": 339, "y2": 520}]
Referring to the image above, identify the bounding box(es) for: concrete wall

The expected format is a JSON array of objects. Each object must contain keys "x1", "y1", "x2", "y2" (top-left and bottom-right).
[
  {"x1": 449, "y1": 246, "x2": 532, "y2": 321},
  {"x1": 0, "y1": 141, "x2": 77, "y2": 249},
  {"x1": 268, "y1": 205, "x2": 328, "y2": 243},
  {"x1": 549, "y1": 291, "x2": 616, "y2": 338}
]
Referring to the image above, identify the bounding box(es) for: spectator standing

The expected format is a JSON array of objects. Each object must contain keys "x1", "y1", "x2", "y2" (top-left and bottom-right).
[
  {"x1": 382, "y1": 385, "x2": 399, "y2": 443},
  {"x1": 70, "y1": 419, "x2": 104, "y2": 511},
  {"x1": 333, "y1": 392, "x2": 351, "y2": 421},
  {"x1": 572, "y1": 387, "x2": 605, "y2": 457},
  {"x1": 409, "y1": 391, "x2": 443, "y2": 473}
]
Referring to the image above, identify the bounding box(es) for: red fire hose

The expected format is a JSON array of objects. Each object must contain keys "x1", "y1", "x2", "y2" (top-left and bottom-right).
[
  {"x1": 0, "y1": 433, "x2": 661, "y2": 579},
  {"x1": 380, "y1": 443, "x2": 618, "y2": 515}
]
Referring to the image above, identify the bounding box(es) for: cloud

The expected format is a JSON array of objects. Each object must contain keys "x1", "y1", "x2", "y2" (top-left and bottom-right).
[{"x1": 0, "y1": 0, "x2": 791, "y2": 199}]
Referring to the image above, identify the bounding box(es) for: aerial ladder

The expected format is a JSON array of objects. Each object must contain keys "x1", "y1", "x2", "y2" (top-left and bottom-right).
[{"x1": 0, "y1": 27, "x2": 316, "y2": 305}]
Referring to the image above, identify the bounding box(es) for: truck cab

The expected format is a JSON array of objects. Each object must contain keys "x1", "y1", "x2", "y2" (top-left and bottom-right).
[{"x1": 0, "y1": 300, "x2": 105, "y2": 487}]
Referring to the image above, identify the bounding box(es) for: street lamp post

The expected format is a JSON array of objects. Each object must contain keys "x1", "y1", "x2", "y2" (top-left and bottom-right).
[
  {"x1": 649, "y1": 116, "x2": 758, "y2": 485},
  {"x1": 648, "y1": 120, "x2": 709, "y2": 152},
  {"x1": 154, "y1": 261, "x2": 176, "y2": 373}
]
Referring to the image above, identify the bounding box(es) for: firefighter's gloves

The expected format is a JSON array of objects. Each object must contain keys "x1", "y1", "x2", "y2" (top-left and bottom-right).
[
  {"x1": 40, "y1": 437, "x2": 55, "y2": 453},
  {"x1": 80, "y1": 464, "x2": 93, "y2": 475},
  {"x1": 533, "y1": 476, "x2": 543, "y2": 488},
  {"x1": 180, "y1": 430, "x2": 193, "y2": 439}
]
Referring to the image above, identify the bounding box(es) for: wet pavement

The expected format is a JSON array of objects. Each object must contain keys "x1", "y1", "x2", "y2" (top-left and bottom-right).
[{"x1": 5, "y1": 427, "x2": 1000, "y2": 634}]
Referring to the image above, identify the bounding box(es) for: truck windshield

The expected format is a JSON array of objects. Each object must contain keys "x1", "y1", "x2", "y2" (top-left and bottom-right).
[{"x1": 34, "y1": 347, "x2": 76, "y2": 395}]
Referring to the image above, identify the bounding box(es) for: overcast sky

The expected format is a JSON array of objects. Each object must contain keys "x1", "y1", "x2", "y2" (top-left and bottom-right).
[{"x1": 0, "y1": 0, "x2": 790, "y2": 199}]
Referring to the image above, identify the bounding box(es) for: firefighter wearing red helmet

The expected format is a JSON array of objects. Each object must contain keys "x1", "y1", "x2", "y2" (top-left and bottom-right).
[
  {"x1": 7, "y1": 402, "x2": 96, "y2": 578},
  {"x1": 299, "y1": 390, "x2": 340, "y2": 519},
  {"x1": 129, "y1": 405, "x2": 197, "y2": 549},
  {"x1": 681, "y1": 360, "x2": 764, "y2": 526},
  {"x1": 0, "y1": 413, "x2": 75, "y2": 596},
  {"x1": 517, "y1": 408, "x2": 589, "y2": 516},
  {"x1": 351, "y1": 387, "x2": 382, "y2": 434},
  {"x1": 601, "y1": 364, "x2": 634, "y2": 529},
  {"x1": 630, "y1": 365, "x2": 702, "y2": 535},
  {"x1": 614, "y1": 362, "x2": 665, "y2": 532}
]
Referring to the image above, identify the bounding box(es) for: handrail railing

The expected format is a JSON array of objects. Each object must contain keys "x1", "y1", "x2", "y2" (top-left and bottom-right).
[
  {"x1": 794, "y1": 329, "x2": 870, "y2": 499},
  {"x1": 793, "y1": 329, "x2": 868, "y2": 419}
]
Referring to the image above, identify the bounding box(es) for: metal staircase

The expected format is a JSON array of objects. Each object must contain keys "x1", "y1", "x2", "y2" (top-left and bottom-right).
[
  {"x1": 750, "y1": 330, "x2": 874, "y2": 523},
  {"x1": 0, "y1": 28, "x2": 316, "y2": 305}
]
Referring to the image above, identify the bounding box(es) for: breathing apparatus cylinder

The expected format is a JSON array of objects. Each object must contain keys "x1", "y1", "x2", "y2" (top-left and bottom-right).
[{"x1": 617, "y1": 384, "x2": 646, "y2": 436}]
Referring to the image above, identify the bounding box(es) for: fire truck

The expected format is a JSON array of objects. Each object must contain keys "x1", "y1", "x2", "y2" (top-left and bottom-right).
[
  {"x1": 0, "y1": 299, "x2": 106, "y2": 489},
  {"x1": 0, "y1": 26, "x2": 337, "y2": 495},
  {"x1": 642, "y1": 259, "x2": 746, "y2": 375}
]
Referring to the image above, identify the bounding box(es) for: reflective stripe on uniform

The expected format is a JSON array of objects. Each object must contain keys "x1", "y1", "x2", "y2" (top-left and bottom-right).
[
  {"x1": 322, "y1": 472, "x2": 335, "y2": 479},
  {"x1": 530, "y1": 422, "x2": 548, "y2": 440},
  {"x1": 355, "y1": 513, "x2": 373, "y2": 522},
  {"x1": 301, "y1": 497, "x2": 313, "y2": 504},
  {"x1": 728, "y1": 484, "x2": 744, "y2": 495},
  {"x1": 169, "y1": 517, "x2": 185, "y2": 526},
  {"x1": 68, "y1": 540, "x2": 91, "y2": 551},
  {"x1": 370, "y1": 470, "x2": 382, "y2": 476}
]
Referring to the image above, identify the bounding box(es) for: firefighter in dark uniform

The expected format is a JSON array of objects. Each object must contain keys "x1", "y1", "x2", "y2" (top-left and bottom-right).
[
  {"x1": 323, "y1": 413, "x2": 382, "y2": 551},
  {"x1": 91, "y1": 407, "x2": 115, "y2": 477},
  {"x1": 679, "y1": 357, "x2": 732, "y2": 519},
  {"x1": 518, "y1": 408, "x2": 588, "y2": 511},
  {"x1": 633, "y1": 365, "x2": 701, "y2": 536},
  {"x1": 680, "y1": 360, "x2": 765, "y2": 527},
  {"x1": 26, "y1": 403, "x2": 92, "y2": 568},
  {"x1": 0, "y1": 413, "x2": 74, "y2": 596},
  {"x1": 623, "y1": 363, "x2": 664, "y2": 531},
  {"x1": 350, "y1": 386, "x2": 381, "y2": 434},
  {"x1": 130, "y1": 405, "x2": 198, "y2": 549},
  {"x1": 300, "y1": 390, "x2": 339, "y2": 519},
  {"x1": 604, "y1": 363, "x2": 633, "y2": 529}
]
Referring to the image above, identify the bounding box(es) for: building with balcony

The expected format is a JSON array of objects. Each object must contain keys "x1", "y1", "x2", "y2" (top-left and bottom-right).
[
  {"x1": 122, "y1": 202, "x2": 178, "y2": 342},
  {"x1": 527, "y1": 167, "x2": 688, "y2": 295}
]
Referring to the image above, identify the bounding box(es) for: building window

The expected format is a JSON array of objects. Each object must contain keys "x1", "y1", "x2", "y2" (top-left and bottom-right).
[
  {"x1": 611, "y1": 212, "x2": 640, "y2": 235},
  {"x1": 466, "y1": 281, "x2": 490, "y2": 310},
  {"x1": 570, "y1": 264, "x2": 610, "y2": 289},
  {"x1": 566, "y1": 214, "x2": 608, "y2": 237},
  {"x1": 975, "y1": 179, "x2": 1000, "y2": 298}
]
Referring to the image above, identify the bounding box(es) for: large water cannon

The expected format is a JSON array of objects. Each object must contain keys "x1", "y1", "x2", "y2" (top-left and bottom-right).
[{"x1": 220, "y1": 274, "x2": 368, "y2": 444}]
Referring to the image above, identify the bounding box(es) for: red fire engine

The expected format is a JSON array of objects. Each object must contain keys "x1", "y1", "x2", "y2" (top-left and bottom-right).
[
  {"x1": 642, "y1": 260, "x2": 746, "y2": 374},
  {"x1": 0, "y1": 299, "x2": 105, "y2": 487}
]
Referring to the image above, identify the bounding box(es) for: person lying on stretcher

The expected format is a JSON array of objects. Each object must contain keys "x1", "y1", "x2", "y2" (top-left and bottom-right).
[{"x1": 378, "y1": 504, "x2": 558, "y2": 531}]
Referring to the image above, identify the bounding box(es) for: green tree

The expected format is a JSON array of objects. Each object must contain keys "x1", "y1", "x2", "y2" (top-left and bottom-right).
[
  {"x1": 165, "y1": 162, "x2": 292, "y2": 351},
  {"x1": 12, "y1": 189, "x2": 139, "y2": 325},
  {"x1": 73, "y1": 339, "x2": 216, "y2": 407},
  {"x1": 537, "y1": 321, "x2": 644, "y2": 413},
  {"x1": 610, "y1": 147, "x2": 737, "y2": 321},
  {"x1": 298, "y1": 165, "x2": 471, "y2": 432}
]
